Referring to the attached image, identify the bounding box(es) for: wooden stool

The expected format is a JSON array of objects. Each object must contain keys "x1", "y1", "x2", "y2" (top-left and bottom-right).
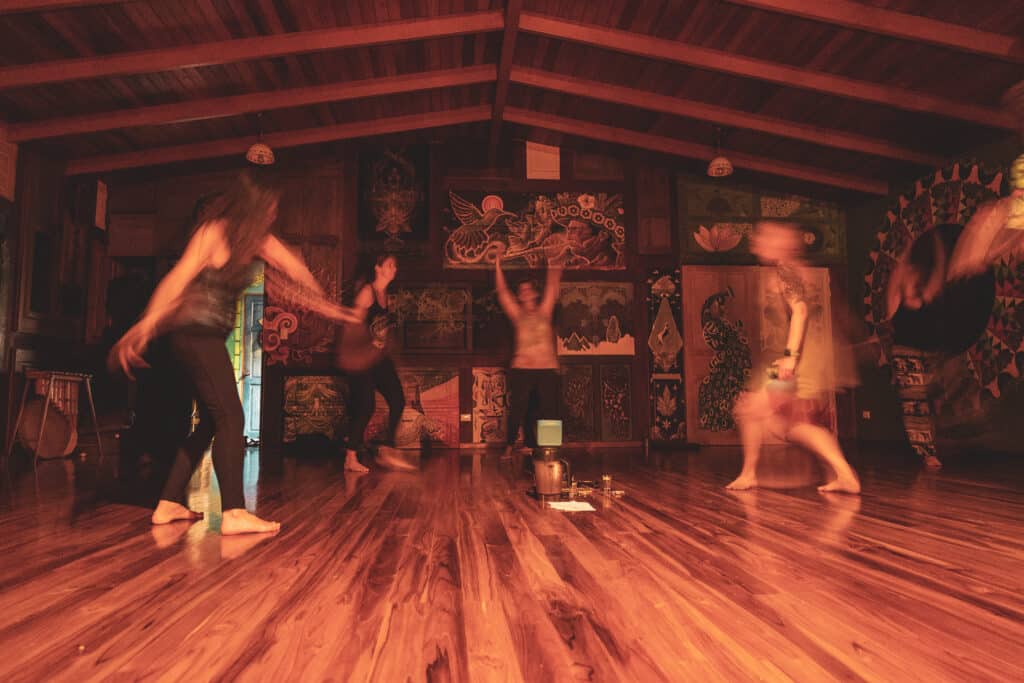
[{"x1": 5, "y1": 370, "x2": 105, "y2": 466}]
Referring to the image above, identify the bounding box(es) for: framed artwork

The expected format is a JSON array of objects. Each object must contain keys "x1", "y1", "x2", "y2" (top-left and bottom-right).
[
  {"x1": 388, "y1": 286, "x2": 471, "y2": 352},
  {"x1": 471, "y1": 367, "x2": 509, "y2": 444},
  {"x1": 443, "y1": 190, "x2": 625, "y2": 270},
  {"x1": 283, "y1": 375, "x2": 347, "y2": 443},
  {"x1": 556, "y1": 282, "x2": 634, "y2": 355},
  {"x1": 366, "y1": 368, "x2": 460, "y2": 449},
  {"x1": 599, "y1": 364, "x2": 632, "y2": 440},
  {"x1": 647, "y1": 268, "x2": 686, "y2": 441},
  {"x1": 679, "y1": 177, "x2": 846, "y2": 264},
  {"x1": 358, "y1": 146, "x2": 429, "y2": 249},
  {"x1": 561, "y1": 364, "x2": 596, "y2": 442}
]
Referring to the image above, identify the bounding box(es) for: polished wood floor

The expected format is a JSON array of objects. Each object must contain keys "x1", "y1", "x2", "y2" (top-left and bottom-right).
[{"x1": 0, "y1": 444, "x2": 1022, "y2": 682}]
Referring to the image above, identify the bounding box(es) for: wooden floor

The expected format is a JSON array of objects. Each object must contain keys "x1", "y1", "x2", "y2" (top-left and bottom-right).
[{"x1": 0, "y1": 444, "x2": 1022, "y2": 682}]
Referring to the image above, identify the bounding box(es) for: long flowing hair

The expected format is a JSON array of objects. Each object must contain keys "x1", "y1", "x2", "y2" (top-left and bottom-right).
[{"x1": 194, "y1": 168, "x2": 281, "y2": 278}]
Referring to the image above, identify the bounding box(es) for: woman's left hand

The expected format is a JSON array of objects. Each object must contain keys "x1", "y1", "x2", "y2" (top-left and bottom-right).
[{"x1": 775, "y1": 355, "x2": 797, "y2": 380}]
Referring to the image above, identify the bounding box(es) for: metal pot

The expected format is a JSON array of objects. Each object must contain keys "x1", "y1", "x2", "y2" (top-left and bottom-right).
[{"x1": 534, "y1": 458, "x2": 570, "y2": 496}]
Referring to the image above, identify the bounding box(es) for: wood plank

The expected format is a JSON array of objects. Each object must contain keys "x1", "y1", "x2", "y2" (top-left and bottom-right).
[
  {"x1": 9, "y1": 64, "x2": 496, "y2": 141},
  {"x1": 503, "y1": 106, "x2": 889, "y2": 194},
  {"x1": 487, "y1": 0, "x2": 523, "y2": 165},
  {"x1": 0, "y1": 0, "x2": 124, "y2": 12},
  {"x1": 510, "y1": 66, "x2": 943, "y2": 166},
  {"x1": 2, "y1": 445, "x2": 1023, "y2": 681},
  {"x1": 65, "y1": 105, "x2": 493, "y2": 174},
  {"x1": 0, "y1": 11, "x2": 504, "y2": 89},
  {"x1": 723, "y1": 0, "x2": 1024, "y2": 63},
  {"x1": 517, "y1": 12, "x2": 1016, "y2": 129}
]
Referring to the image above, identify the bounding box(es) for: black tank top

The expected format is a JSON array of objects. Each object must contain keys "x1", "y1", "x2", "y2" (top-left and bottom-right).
[
  {"x1": 366, "y1": 295, "x2": 397, "y2": 349},
  {"x1": 174, "y1": 265, "x2": 255, "y2": 337}
]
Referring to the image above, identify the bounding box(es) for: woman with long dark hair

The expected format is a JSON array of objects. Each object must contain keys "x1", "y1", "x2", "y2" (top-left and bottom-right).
[
  {"x1": 335, "y1": 253, "x2": 413, "y2": 472},
  {"x1": 111, "y1": 170, "x2": 356, "y2": 534}
]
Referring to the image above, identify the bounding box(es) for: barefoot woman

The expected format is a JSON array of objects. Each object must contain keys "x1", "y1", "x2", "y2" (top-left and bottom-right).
[
  {"x1": 495, "y1": 253, "x2": 562, "y2": 453},
  {"x1": 727, "y1": 221, "x2": 860, "y2": 494},
  {"x1": 111, "y1": 170, "x2": 355, "y2": 534},
  {"x1": 336, "y1": 254, "x2": 413, "y2": 472}
]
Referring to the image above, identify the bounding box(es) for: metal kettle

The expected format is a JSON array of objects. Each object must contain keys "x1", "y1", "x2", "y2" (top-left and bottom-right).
[{"x1": 533, "y1": 453, "x2": 570, "y2": 496}]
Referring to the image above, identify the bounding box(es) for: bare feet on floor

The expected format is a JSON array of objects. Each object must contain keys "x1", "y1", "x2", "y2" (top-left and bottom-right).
[
  {"x1": 726, "y1": 475, "x2": 758, "y2": 490},
  {"x1": 818, "y1": 476, "x2": 861, "y2": 494},
  {"x1": 376, "y1": 446, "x2": 418, "y2": 471},
  {"x1": 220, "y1": 508, "x2": 281, "y2": 535},
  {"x1": 151, "y1": 500, "x2": 203, "y2": 525},
  {"x1": 924, "y1": 455, "x2": 943, "y2": 470},
  {"x1": 344, "y1": 450, "x2": 369, "y2": 473}
]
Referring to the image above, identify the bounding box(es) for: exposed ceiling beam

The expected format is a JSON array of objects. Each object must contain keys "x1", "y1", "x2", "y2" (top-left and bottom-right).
[
  {"x1": 723, "y1": 0, "x2": 1024, "y2": 63},
  {"x1": 488, "y1": 0, "x2": 523, "y2": 166},
  {"x1": 9, "y1": 65, "x2": 496, "y2": 142},
  {"x1": 66, "y1": 106, "x2": 492, "y2": 175},
  {"x1": 0, "y1": 11, "x2": 504, "y2": 90},
  {"x1": 518, "y1": 13, "x2": 1015, "y2": 130},
  {"x1": 510, "y1": 67, "x2": 944, "y2": 167},
  {"x1": 503, "y1": 107, "x2": 888, "y2": 195},
  {"x1": 0, "y1": 0, "x2": 122, "y2": 12}
]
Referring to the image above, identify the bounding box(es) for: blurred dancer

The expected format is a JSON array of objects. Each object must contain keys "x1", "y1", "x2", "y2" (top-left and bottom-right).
[
  {"x1": 335, "y1": 254, "x2": 414, "y2": 472},
  {"x1": 111, "y1": 170, "x2": 356, "y2": 534},
  {"x1": 727, "y1": 221, "x2": 860, "y2": 494},
  {"x1": 495, "y1": 251, "x2": 561, "y2": 454}
]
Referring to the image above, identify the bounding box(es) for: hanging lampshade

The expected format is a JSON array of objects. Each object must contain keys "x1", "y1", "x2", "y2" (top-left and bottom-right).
[
  {"x1": 707, "y1": 126, "x2": 733, "y2": 178},
  {"x1": 246, "y1": 113, "x2": 275, "y2": 165},
  {"x1": 707, "y1": 155, "x2": 734, "y2": 177},
  {"x1": 246, "y1": 142, "x2": 275, "y2": 166}
]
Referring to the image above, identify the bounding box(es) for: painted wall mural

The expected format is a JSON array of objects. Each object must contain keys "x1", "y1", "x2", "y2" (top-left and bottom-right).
[
  {"x1": 647, "y1": 269, "x2": 686, "y2": 441},
  {"x1": 600, "y1": 364, "x2": 632, "y2": 440},
  {"x1": 358, "y1": 146, "x2": 429, "y2": 249},
  {"x1": 557, "y1": 282, "x2": 635, "y2": 355},
  {"x1": 366, "y1": 368, "x2": 459, "y2": 449},
  {"x1": 561, "y1": 364, "x2": 596, "y2": 442},
  {"x1": 443, "y1": 190, "x2": 626, "y2": 269},
  {"x1": 263, "y1": 266, "x2": 340, "y2": 367},
  {"x1": 698, "y1": 287, "x2": 752, "y2": 432},
  {"x1": 679, "y1": 178, "x2": 846, "y2": 264},
  {"x1": 863, "y1": 160, "x2": 1019, "y2": 448},
  {"x1": 282, "y1": 375, "x2": 347, "y2": 443},
  {"x1": 471, "y1": 367, "x2": 509, "y2": 444},
  {"x1": 388, "y1": 286, "x2": 471, "y2": 352}
]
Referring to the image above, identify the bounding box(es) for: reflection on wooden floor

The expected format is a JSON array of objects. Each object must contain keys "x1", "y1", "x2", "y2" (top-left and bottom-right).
[{"x1": 1, "y1": 446, "x2": 1022, "y2": 682}]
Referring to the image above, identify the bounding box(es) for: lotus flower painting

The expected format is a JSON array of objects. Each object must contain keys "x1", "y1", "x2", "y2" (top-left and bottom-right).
[{"x1": 693, "y1": 224, "x2": 746, "y2": 253}]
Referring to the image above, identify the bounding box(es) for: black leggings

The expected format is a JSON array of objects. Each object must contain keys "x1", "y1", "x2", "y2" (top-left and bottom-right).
[
  {"x1": 507, "y1": 369, "x2": 560, "y2": 447},
  {"x1": 344, "y1": 358, "x2": 405, "y2": 451},
  {"x1": 161, "y1": 331, "x2": 246, "y2": 511}
]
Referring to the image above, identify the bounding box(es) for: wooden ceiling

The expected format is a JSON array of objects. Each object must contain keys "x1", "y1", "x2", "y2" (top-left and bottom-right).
[{"x1": 0, "y1": 0, "x2": 1020, "y2": 195}]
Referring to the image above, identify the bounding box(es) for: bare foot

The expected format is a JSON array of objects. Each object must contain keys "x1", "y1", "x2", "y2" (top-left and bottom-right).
[
  {"x1": 818, "y1": 476, "x2": 861, "y2": 494},
  {"x1": 376, "y1": 446, "x2": 418, "y2": 472},
  {"x1": 151, "y1": 499, "x2": 204, "y2": 525},
  {"x1": 726, "y1": 475, "x2": 759, "y2": 490},
  {"x1": 924, "y1": 455, "x2": 942, "y2": 470},
  {"x1": 220, "y1": 508, "x2": 281, "y2": 535},
  {"x1": 344, "y1": 450, "x2": 369, "y2": 473}
]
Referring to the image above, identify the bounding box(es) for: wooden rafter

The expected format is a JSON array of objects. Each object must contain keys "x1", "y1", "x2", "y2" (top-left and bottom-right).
[
  {"x1": 510, "y1": 67, "x2": 944, "y2": 167},
  {"x1": 0, "y1": 0, "x2": 121, "y2": 12},
  {"x1": 488, "y1": 0, "x2": 523, "y2": 166},
  {"x1": 517, "y1": 13, "x2": 1015, "y2": 130},
  {"x1": 9, "y1": 65, "x2": 496, "y2": 142},
  {"x1": 503, "y1": 107, "x2": 888, "y2": 195},
  {"x1": 723, "y1": 0, "x2": 1024, "y2": 63},
  {"x1": 65, "y1": 106, "x2": 492, "y2": 175},
  {"x1": 0, "y1": 11, "x2": 504, "y2": 89}
]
